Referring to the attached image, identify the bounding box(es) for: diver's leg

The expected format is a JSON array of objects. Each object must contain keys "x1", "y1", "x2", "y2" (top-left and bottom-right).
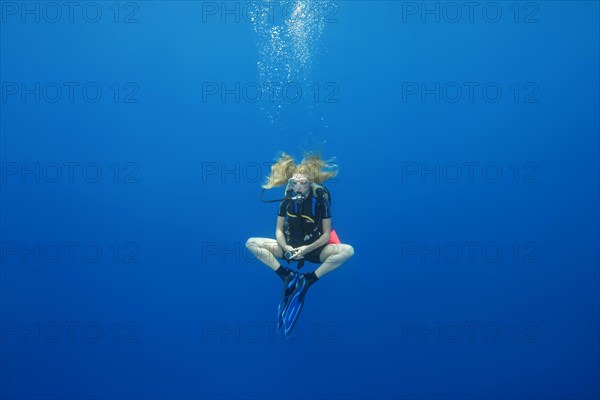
[
  {"x1": 314, "y1": 244, "x2": 354, "y2": 278},
  {"x1": 245, "y1": 237, "x2": 284, "y2": 271}
]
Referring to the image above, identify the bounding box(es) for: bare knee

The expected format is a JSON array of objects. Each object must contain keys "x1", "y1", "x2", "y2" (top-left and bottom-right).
[
  {"x1": 321, "y1": 244, "x2": 354, "y2": 263},
  {"x1": 343, "y1": 244, "x2": 354, "y2": 259},
  {"x1": 246, "y1": 238, "x2": 278, "y2": 254},
  {"x1": 246, "y1": 237, "x2": 260, "y2": 250}
]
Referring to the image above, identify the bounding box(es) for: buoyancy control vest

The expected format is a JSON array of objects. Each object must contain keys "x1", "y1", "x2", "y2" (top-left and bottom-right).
[{"x1": 281, "y1": 183, "x2": 331, "y2": 247}]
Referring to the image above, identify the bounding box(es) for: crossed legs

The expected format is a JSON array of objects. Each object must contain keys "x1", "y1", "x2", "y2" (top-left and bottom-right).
[{"x1": 245, "y1": 237, "x2": 354, "y2": 278}]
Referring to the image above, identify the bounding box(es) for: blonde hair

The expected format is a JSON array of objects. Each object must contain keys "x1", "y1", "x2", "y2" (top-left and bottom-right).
[{"x1": 262, "y1": 152, "x2": 338, "y2": 189}]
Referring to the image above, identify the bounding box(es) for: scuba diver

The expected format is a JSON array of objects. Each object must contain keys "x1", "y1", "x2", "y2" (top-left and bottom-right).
[{"x1": 246, "y1": 153, "x2": 354, "y2": 338}]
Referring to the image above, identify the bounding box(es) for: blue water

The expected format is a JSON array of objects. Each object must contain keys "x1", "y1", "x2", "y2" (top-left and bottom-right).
[{"x1": 1, "y1": 1, "x2": 599, "y2": 399}]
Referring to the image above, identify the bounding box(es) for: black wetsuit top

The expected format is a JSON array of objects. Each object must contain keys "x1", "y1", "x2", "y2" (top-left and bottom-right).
[{"x1": 278, "y1": 191, "x2": 331, "y2": 248}]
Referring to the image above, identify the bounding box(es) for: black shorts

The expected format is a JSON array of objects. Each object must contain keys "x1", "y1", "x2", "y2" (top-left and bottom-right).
[
  {"x1": 284, "y1": 243, "x2": 327, "y2": 265},
  {"x1": 302, "y1": 244, "x2": 327, "y2": 264}
]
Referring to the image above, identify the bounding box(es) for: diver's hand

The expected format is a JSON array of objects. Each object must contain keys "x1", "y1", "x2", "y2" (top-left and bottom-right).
[
  {"x1": 283, "y1": 245, "x2": 296, "y2": 261},
  {"x1": 290, "y1": 245, "x2": 309, "y2": 260}
]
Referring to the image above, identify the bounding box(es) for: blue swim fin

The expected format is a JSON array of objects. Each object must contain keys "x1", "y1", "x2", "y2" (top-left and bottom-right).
[
  {"x1": 277, "y1": 271, "x2": 298, "y2": 330},
  {"x1": 282, "y1": 274, "x2": 309, "y2": 338}
]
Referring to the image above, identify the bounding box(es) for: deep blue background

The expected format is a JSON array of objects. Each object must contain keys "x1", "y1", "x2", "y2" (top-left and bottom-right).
[{"x1": 1, "y1": 1, "x2": 598, "y2": 399}]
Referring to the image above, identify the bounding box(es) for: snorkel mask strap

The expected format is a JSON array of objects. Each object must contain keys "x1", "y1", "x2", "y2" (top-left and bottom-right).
[{"x1": 258, "y1": 179, "x2": 311, "y2": 204}]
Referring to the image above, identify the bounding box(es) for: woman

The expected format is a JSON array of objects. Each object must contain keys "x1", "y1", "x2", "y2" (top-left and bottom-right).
[{"x1": 246, "y1": 152, "x2": 354, "y2": 336}]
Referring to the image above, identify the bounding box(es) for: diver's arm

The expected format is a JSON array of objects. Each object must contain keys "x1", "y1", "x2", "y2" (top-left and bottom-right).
[
  {"x1": 276, "y1": 216, "x2": 292, "y2": 251},
  {"x1": 304, "y1": 218, "x2": 331, "y2": 252}
]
